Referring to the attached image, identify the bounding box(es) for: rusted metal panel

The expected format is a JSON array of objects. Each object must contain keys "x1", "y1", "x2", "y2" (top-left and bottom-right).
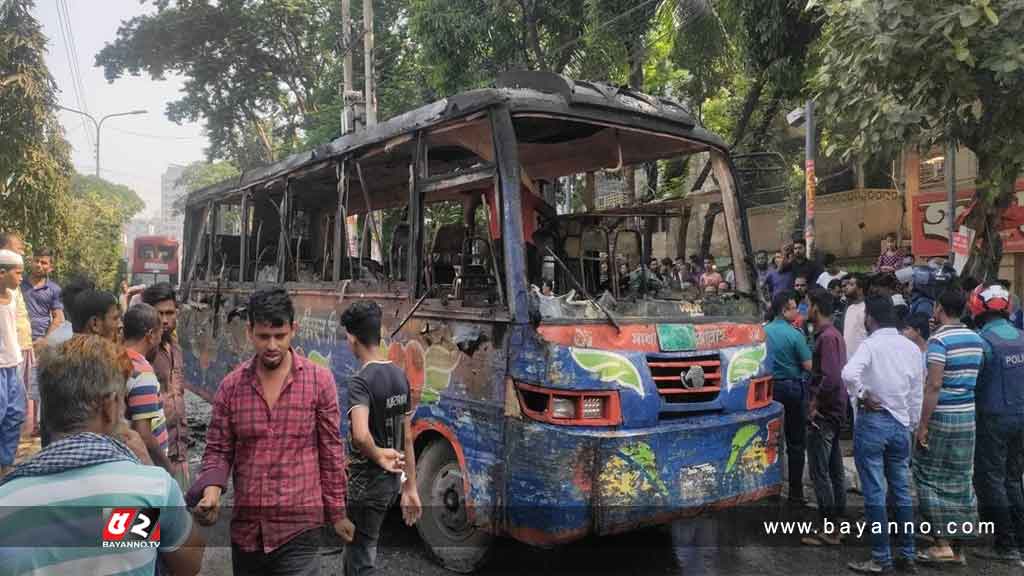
[
  {"x1": 180, "y1": 286, "x2": 510, "y2": 528},
  {"x1": 490, "y1": 107, "x2": 529, "y2": 323},
  {"x1": 182, "y1": 75, "x2": 729, "y2": 211},
  {"x1": 502, "y1": 406, "x2": 782, "y2": 542}
]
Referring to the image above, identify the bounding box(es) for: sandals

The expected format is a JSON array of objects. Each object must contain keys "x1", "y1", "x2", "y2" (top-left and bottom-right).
[
  {"x1": 802, "y1": 533, "x2": 842, "y2": 546},
  {"x1": 915, "y1": 547, "x2": 963, "y2": 565}
]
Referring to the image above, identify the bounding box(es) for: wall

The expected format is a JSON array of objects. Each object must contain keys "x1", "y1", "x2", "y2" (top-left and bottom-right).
[{"x1": 746, "y1": 189, "x2": 901, "y2": 258}]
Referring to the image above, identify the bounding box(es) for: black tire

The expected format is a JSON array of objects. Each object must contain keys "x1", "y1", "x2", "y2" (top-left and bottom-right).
[{"x1": 416, "y1": 440, "x2": 492, "y2": 573}]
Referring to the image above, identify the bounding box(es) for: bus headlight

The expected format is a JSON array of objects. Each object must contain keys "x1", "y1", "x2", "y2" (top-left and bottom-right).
[
  {"x1": 581, "y1": 397, "x2": 606, "y2": 420},
  {"x1": 514, "y1": 382, "x2": 621, "y2": 426},
  {"x1": 551, "y1": 397, "x2": 576, "y2": 419}
]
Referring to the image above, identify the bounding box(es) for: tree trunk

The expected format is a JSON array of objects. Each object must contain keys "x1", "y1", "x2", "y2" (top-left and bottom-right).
[
  {"x1": 678, "y1": 205, "x2": 692, "y2": 260},
  {"x1": 624, "y1": 166, "x2": 636, "y2": 205},
  {"x1": 689, "y1": 70, "x2": 767, "y2": 194},
  {"x1": 644, "y1": 161, "x2": 658, "y2": 201},
  {"x1": 625, "y1": 39, "x2": 644, "y2": 205},
  {"x1": 583, "y1": 172, "x2": 595, "y2": 211},
  {"x1": 700, "y1": 204, "x2": 723, "y2": 258},
  {"x1": 963, "y1": 152, "x2": 1017, "y2": 282}
]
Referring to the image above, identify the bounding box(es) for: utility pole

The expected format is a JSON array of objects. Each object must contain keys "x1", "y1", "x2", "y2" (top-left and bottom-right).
[
  {"x1": 341, "y1": 0, "x2": 355, "y2": 134},
  {"x1": 946, "y1": 140, "x2": 957, "y2": 263},
  {"x1": 803, "y1": 99, "x2": 816, "y2": 259},
  {"x1": 363, "y1": 0, "x2": 377, "y2": 126}
]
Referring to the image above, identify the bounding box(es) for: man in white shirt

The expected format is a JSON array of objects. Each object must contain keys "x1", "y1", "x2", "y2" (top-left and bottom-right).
[
  {"x1": 843, "y1": 275, "x2": 867, "y2": 358},
  {"x1": 817, "y1": 253, "x2": 846, "y2": 289},
  {"x1": 842, "y1": 296, "x2": 924, "y2": 574}
]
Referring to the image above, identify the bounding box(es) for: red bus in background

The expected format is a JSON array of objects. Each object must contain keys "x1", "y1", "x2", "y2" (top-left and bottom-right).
[{"x1": 131, "y1": 236, "x2": 180, "y2": 286}]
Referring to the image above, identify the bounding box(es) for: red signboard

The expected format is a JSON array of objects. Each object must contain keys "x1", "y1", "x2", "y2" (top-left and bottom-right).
[
  {"x1": 536, "y1": 323, "x2": 764, "y2": 352},
  {"x1": 952, "y1": 232, "x2": 970, "y2": 256},
  {"x1": 911, "y1": 179, "x2": 1024, "y2": 257}
]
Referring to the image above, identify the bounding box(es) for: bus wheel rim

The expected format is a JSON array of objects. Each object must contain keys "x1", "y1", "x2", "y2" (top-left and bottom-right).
[{"x1": 432, "y1": 462, "x2": 470, "y2": 537}]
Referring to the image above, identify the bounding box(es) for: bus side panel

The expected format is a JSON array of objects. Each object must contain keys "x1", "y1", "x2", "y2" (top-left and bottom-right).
[
  {"x1": 393, "y1": 316, "x2": 509, "y2": 531},
  {"x1": 501, "y1": 406, "x2": 783, "y2": 545},
  {"x1": 178, "y1": 291, "x2": 363, "y2": 403},
  {"x1": 179, "y1": 291, "x2": 509, "y2": 528}
]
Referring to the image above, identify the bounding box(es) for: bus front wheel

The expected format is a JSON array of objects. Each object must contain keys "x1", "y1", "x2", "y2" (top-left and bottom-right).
[{"x1": 416, "y1": 440, "x2": 492, "y2": 573}]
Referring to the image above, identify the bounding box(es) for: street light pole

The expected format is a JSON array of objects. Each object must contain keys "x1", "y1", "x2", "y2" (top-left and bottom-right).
[
  {"x1": 804, "y1": 100, "x2": 816, "y2": 259},
  {"x1": 56, "y1": 105, "x2": 147, "y2": 177},
  {"x1": 786, "y1": 101, "x2": 817, "y2": 259}
]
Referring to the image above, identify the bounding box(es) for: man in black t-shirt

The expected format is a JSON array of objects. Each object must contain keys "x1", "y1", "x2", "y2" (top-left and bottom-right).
[{"x1": 340, "y1": 301, "x2": 421, "y2": 576}]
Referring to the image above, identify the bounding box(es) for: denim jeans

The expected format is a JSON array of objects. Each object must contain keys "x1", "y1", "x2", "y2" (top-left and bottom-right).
[
  {"x1": 231, "y1": 527, "x2": 322, "y2": 576},
  {"x1": 807, "y1": 418, "x2": 846, "y2": 521},
  {"x1": 343, "y1": 467, "x2": 400, "y2": 576},
  {"x1": 854, "y1": 410, "x2": 914, "y2": 567},
  {"x1": 774, "y1": 379, "x2": 807, "y2": 500},
  {"x1": 0, "y1": 366, "x2": 26, "y2": 466},
  {"x1": 974, "y1": 412, "x2": 1024, "y2": 552}
]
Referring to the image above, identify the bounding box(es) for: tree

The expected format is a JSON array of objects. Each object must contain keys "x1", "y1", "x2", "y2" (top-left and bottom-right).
[
  {"x1": 409, "y1": 0, "x2": 586, "y2": 95},
  {"x1": 97, "y1": 0, "x2": 431, "y2": 169},
  {"x1": 97, "y1": 0, "x2": 343, "y2": 168},
  {"x1": 0, "y1": 0, "x2": 71, "y2": 251},
  {"x1": 814, "y1": 0, "x2": 1024, "y2": 280},
  {"x1": 178, "y1": 161, "x2": 240, "y2": 194},
  {"x1": 62, "y1": 174, "x2": 145, "y2": 290}
]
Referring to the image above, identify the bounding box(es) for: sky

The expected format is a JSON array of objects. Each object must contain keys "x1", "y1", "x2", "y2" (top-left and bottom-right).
[{"x1": 36, "y1": 0, "x2": 208, "y2": 217}]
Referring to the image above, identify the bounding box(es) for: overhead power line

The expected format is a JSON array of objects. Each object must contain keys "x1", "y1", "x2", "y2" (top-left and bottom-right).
[
  {"x1": 59, "y1": 0, "x2": 90, "y2": 123},
  {"x1": 107, "y1": 126, "x2": 207, "y2": 142},
  {"x1": 53, "y1": 0, "x2": 90, "y2": 148}
]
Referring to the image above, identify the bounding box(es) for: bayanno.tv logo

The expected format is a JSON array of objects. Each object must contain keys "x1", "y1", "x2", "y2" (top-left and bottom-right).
[{"x1": 101, "y1": 508, "x2": 161, "y2": 549}]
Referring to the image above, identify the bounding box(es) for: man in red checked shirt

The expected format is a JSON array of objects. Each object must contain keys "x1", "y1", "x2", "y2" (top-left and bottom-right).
[{"x1": 190, "y1": 288, "x2": 355, "y2": 575}]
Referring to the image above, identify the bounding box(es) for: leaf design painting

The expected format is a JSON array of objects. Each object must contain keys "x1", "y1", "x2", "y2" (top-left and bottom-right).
[
  {"x1": 570, "y1": 348, "x2": 644, "y2": 397},
  {"x1": 726, "y1": 344, "x2": 767, "y2": 385},
  {"x1": 726, "y1": 424, "x2": 759, "y2": 472},
  {"x1": 307, "y1": 350, "x2": 332, "y2": 368},
  {"x1": 421, "y1": 344, "x2": 460, "y2": 404}
]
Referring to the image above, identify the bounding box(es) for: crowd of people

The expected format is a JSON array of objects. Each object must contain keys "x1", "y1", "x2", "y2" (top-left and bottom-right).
[
  {"x1": 5, "y1": 221, "x2": 1024, "y2": 575},
  {"x1": 0, "y1": 232, "x2": 421, "y2": 576},
  {"x1": 763, "y1": 231, "x2": 1024, "y2": 573}
]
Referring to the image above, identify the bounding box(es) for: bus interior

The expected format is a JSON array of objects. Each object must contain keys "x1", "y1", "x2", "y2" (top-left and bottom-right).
[{"x1": 184, "y1": 97, "x2": 756, "y2": 321}]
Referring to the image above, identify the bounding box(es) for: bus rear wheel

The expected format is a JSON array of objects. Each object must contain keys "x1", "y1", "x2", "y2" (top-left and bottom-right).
[{"x1": 416, "y1": 440, "x2": 492, "y2": 573}]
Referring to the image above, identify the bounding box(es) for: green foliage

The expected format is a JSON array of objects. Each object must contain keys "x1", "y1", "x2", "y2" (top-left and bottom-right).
[
  {"x1": 0, "y1": 0, "x2": 71, "y2": 252},
  {"x1": 96, "y1": 0, "x2": 342, "y2": 168},
  {"x1": 62, "y1": 174, "x2": 145, "y2": 290},
  {"x1": 409, "y1": 0, "x2": 586, "y2": 95},
  {"x1": 814, "y1": 0, "x2": 1024, "y2": 278},
  {"x1": 178, "y1": 161, "x2": 240, "y2": 194}
]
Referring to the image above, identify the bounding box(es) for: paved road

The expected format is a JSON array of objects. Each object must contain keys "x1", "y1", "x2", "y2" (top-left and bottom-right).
[
  {"x1": 194, "y1": 504, "x2": 1024, "y2": 576},
  {"x1": 183, "y1": 393, "x2": 1021, "y2": 576}
]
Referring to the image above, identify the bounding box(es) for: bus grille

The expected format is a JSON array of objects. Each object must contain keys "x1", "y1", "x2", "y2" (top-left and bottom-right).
[{"x1": 646, "y1": 353, "x2": 722, "y2": 403}]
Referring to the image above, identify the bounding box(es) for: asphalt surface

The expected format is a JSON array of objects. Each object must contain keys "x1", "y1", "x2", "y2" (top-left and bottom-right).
[{"x1": 184, "y1": 392, "x2": 1024, "y2": 576}]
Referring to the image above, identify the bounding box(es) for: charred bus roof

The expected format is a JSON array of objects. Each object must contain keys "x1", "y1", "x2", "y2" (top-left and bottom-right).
[{"x1": 182, "y1": 71, "x2": 726, "y2": 209}]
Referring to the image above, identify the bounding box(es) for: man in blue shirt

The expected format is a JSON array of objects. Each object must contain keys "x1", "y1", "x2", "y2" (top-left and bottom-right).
[
  {"x1": 764, "y1": 247, "x2": 795, "y2": 299},
  {"x1": 20, "y1": 248, "x2": 63, "y2": 342},
  {"x1": 765, "y1": 290, "x2": 812, "y2": 505},
  {"x1": 19, "y1": 248, "x2": 63, "y2": 437},
  {"x1": 969, "y1": 284, "x2": 1024, "y2": 565}
]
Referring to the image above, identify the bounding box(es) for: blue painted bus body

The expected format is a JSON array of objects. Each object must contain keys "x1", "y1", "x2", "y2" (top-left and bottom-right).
[{"x1": 178, "y1": 293, "x2": 782, "y2": 546}]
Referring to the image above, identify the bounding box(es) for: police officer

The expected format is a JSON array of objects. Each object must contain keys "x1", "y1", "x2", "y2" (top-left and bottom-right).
[{"x1": 970, "y1": 284, "x2": 1024, "y2": 565}]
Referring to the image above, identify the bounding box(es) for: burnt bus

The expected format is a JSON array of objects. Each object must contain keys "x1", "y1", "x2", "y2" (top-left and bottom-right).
[{"x1": 179, "y1": 72, "x2": 781, "y2": 572}]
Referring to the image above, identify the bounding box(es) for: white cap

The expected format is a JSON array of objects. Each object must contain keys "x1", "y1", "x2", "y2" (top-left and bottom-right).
[{"x1": 0, "y1": 250, "x2": 23, "y2": 267}]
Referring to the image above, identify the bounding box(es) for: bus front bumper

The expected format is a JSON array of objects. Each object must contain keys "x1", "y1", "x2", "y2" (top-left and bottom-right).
[{"x1": 501, "y1": 403, "x2": 784, "y2": 546}]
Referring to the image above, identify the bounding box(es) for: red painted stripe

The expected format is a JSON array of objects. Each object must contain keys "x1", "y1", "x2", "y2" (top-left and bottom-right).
[{"x1": 128, "y1": 394, "x2": 160, "y2": 407}]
